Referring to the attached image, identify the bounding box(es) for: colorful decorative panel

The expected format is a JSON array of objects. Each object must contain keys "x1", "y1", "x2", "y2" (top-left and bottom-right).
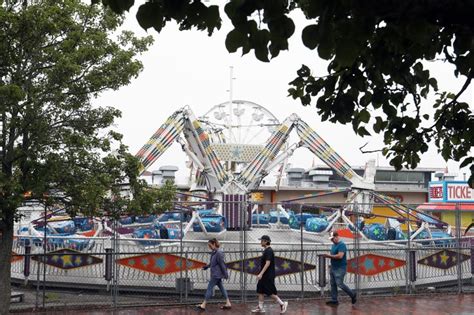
[
  {"x1": 418, "y1": 250, "x2": 470, "y2": 270},
  {"x1": 11, "y1": 251, "x2": 22, "y2": 263},
  {"x1": 226, "y1": 256, "x2": 316, "y2": 277},
  {"x1": 336, "y1": 228, "x2": 360, "y2": 239},
  {"x1": 347, "y1": 254, "x2": 405, "y2": 276},
  {"x1": 117, "y1": 253, "x2": 206, "y2": 275},
  {"x1": 32, "y1": 249, "x2": 102, "y2": 270}
]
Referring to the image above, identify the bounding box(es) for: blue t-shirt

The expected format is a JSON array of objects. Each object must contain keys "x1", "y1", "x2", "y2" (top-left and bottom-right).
[{"x1": 330, "y1": 241, "x2": 347, "y2": 269}]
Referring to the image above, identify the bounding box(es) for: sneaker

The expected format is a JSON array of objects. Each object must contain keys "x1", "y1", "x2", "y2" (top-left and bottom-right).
[
  {"x1": 326, "y1": 300, "x2": 339, "y2": 306},
  {"x1": 351, "y1": 295, "x2": 357, "y2": 304},
  {"x1": 251, "y1": 306, "x2": 265, "y2": 313},
  {"x1": 280, "y1": 301, "x2": 288, "y2": 314}
]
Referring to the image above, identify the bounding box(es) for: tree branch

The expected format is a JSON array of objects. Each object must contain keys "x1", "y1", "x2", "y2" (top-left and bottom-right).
[{"x1": 359, "y1": 142, "x2": 383, "y2": 154}]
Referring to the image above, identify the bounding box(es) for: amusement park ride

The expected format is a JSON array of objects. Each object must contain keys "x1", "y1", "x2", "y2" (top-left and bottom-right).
[
  {"x1": 12, "y1": 100, "x2": 471, "y2": 295},
  {"x1": 17, "y1": 99, "x2": 450, "y2": 244}
]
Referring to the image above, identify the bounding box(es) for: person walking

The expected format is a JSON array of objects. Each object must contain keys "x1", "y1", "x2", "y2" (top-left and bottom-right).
[
  {"x1": 324, "y1": 231, "x2": 357, "y2": 306},
  {"x1": 251, "y1": 235, "x2": 288, "y2": 314},
  {"x1": 197, "y1": 238, "x2": 232, "y2": 311}
]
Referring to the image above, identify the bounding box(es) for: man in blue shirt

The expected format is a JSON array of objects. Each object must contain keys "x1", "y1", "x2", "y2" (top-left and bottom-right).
[{"x1": 323, "y1": 231, "x2": 357, "y2": 306}]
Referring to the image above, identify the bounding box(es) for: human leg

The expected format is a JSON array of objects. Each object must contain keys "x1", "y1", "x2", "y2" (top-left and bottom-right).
[
  {"x1": 333, "y1": 269, "x2": 355, "y2": 299},
  {"x1": 201, "y1": 278, "x2": 218, "y2": 308},
  {"x1": 271, "y1": 294, "x2": 288, "y2": 313},
  {"x1": 251, "y1": 293, "x2": 266, "y2": 313},
  {"x1": 215, "y1": 279, "x2": 231, "y2": 307},
  {"x1": 329, "y1": 269, "x2": 338, "y2": 302}
]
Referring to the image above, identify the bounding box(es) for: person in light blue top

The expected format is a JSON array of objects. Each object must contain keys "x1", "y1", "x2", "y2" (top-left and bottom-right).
[{"x1": 323, "y1": 231, "x2": 356, "y2": 306}]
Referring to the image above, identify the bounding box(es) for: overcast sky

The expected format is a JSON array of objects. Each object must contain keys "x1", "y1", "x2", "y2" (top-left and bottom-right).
[{"x1": 94, "y1": 6, "x2": 473, "y2": 184}]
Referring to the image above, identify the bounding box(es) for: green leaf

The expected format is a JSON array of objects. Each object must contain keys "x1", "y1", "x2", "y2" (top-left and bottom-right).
[
  {"x1": 102, "y1": 0, "x2": 134, "y2": 13},
  {"x1": 252, "y1": 29, "x2": 270, "y2": 62},
  {"x1": 357, "y1": 126, "x2": 371, "y2": 137},
  {"x1": 460, "y1": 157, "x2": 474, "y2": 168},
  {"x1": 225, "y1": 29, "x2": 248, "y2": 53},
  {"x1": 359, "y1": 109, "x2": 370, "y2": 123},
  {"x1": 302, "y1": 24, "x2": 319, "y2": 50},
  {"x1": 136, "y1": 2, "x2": 163, "y2": 31}
]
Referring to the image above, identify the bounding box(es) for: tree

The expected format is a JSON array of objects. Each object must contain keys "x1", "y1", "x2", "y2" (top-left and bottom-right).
[
  {"x1": 156, "y1": 179, "x2": 177, "y2": 213},
  {"x1": 0, "y1": 0, "x2": 153, "y2": 312},
  {"x1": 100, "y1": 0, "x2": 474, "y2": 187}
]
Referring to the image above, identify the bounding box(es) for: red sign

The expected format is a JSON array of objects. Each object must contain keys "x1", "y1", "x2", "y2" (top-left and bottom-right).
[{"x1": 446, "y1": 183, "x2": 474, "y2": 202}]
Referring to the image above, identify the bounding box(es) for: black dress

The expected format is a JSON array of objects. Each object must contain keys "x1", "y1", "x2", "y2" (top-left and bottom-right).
[{"x1": 256, "y1": 247, "x2": 277, "y2": 295}]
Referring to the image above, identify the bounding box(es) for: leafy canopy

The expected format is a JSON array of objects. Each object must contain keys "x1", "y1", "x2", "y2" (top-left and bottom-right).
[
  {"x1": 0, "y1": 0, "x2": 155, "y2": 224},
  {"x1": 100, "y1": 0, "x2": 474, "y2": 187}
]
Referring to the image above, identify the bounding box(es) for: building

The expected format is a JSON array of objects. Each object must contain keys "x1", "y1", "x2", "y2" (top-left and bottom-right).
[
  {"x1": 252, "y1": 165, "x2": 445, "y2": 225},
  {"x1": 417, "y1": 179, "x2": 474, "y2": 228}
]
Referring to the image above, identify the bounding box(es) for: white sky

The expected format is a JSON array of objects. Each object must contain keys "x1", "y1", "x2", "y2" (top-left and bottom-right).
[{"x1": 94, "y1": 7, "x2": 473, "y2": 184}]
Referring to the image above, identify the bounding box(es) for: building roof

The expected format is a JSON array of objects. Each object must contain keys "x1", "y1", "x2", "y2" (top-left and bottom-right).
[{"x1": 417, "y1": 202, "x2": 474, "y2": 211}]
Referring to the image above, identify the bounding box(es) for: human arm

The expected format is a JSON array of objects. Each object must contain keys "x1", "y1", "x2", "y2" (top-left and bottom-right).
[
  {"x1": 217, "y1": 251, "x2": 229, "y2": 279},
  {"x1": 323, "y1": 252, "x2": 345, "y2": 259},
  {"x1": 323, "y1": 243, "x2": 346, "y2": 259}
]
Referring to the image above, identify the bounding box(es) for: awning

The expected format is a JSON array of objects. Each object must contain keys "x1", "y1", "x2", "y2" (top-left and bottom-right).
[{"x1": 417, "y1": 202, "x2": 474, "y2": 211}]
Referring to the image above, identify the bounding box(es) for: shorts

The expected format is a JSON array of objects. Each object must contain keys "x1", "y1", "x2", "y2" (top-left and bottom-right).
[{"x1": 256, "y1": 278, "x2": 277, "y2": 296}]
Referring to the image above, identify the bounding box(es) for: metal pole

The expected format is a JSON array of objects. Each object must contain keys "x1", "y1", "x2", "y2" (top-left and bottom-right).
[
  {"x1": 405, "y1": 202, "x2": 411, "y2": 294},
  {"x1": 354, "y1": 203, "x2": 360, "y2": 298},
  {"x1": 185, "y1": 251, "x2": 189, "y2": 302},
  {"x1": 112, "y1": 215, "x2": 119, "y2": 308},
  {"x1": 243, "y1": 199, "x2": 248, "y2": 304},
  {"x1": 42, "y1": 201, "x2": 47, "y2": 308},
  {"x1": 239, "y1": 199, "x2": 245, "y2": 303},
  {"x1": 35, "y1": 250, "x2": 40, "y2": 310},
  {"x1": 455, "y1": 203, "x2": 462, "y2": 293},
  {"x1": 179, "y1": 202, "x2": 183, "y2": 303},
  {"x1": 299, "y1": 203, "x2": 304, "y2": 298}
]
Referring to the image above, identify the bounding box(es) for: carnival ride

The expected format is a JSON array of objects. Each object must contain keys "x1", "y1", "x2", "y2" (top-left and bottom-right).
[
  {"x1": 16, "y1": 100, "x2": 452, "y2": 246},
  {"x1": 12, "y1": 100, "x2": 470, "y2": 296}
]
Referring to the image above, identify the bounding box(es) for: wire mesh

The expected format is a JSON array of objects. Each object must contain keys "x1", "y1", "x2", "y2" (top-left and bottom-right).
[{"x1": 8, "y1": 200, "x2": 474, "y2": 312}]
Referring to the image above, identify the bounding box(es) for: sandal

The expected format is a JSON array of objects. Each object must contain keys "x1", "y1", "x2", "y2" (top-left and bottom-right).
[{"x1": 196, "y1": 305, "x2": 206, "y2": 311}]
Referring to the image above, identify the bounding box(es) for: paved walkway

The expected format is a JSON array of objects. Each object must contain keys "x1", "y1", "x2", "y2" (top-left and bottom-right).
[{"x1": 18, "y1": 294, "x2": 474, "y2": 315}]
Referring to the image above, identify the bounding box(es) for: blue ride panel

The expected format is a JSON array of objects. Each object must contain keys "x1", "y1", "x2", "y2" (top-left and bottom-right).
[
  {"x1": 289, "y1": 213, "x2": 315, "y2": 229},
  {"x1": 49, "y1": 221, "x2": 76, "y2": 235},
  {"x1": 133, "y1": 228, "x2": 160, "y2": 246},
  {"x1": 119, "y1": 216, "x2": 134, "y2": 225},
  {"x1": 269, "y1": 210, "x2": 289, "y2": 224},
  {"x1": 197, "y1": 209, "x2": 215, "y2": 217},
  {"x1": 135, "y1": 215, "x2": 156, "y2": 223},
  {"x1": 252, "y1": 214, "x2": 270, "y2": 225},
  {"x1": 193, "y1": 214, "x2": 226, "y2": 233},
  {"x1": 158, "y1": 212, "x2": 188, "y2": 222},
  {"x1": 73, "y1": 217, "x2": 94, "y2": 231},
  {"x1": 363, "y1": 223, "x2": 388, "y2": 241},
  {"x1": 305, "y1": 217, "x2": 329, "y2": 232}
]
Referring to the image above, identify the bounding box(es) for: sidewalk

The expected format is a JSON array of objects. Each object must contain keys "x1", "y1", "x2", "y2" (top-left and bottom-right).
[{"x1": 23, "y1": 293, "x2": 474, "y2": 315}]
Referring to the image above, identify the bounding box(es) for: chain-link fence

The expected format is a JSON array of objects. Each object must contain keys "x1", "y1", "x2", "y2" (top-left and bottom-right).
[{"x1": 9, "y1": 200, "x2": 474, "y2": 311}]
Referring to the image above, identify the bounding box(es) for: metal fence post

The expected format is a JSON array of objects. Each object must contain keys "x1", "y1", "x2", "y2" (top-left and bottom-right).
[
  {"x1": 408, "y1": 250, "x2": 417, "y2": 293},
  {"x1": 179, "y1": 203, "x2": 183, "y2": 303},
  {"x1": 112, "y1": 217, "x2": 118, "y2": 308},
  {"x1": 455, "y1": 203, "x2": 462, "y2": 293},
  {"x1": 354, "y1": 203, "x2": 361, "y2": 297},
  {"x1": 42, "y1": 202, "x2": 47, "y2": 309},
  {"x1": 299, "y1": 203, "x2": 304, "y2": 298},
  {"x1": 185, "y1": 251, "x2": 189, "y2": 302},
  {"x1": 405, "y1": 205, "x2": 411, "y2": 294},
  {"x1": 23, "y1": 244, "x2": 31, "y2": 279},
  {"x1": 105, "y1": 248, "x2": 113, "y2": 289},
  {"x1": 317, "y1": 255, "x2": 326, "y2": 297}
]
